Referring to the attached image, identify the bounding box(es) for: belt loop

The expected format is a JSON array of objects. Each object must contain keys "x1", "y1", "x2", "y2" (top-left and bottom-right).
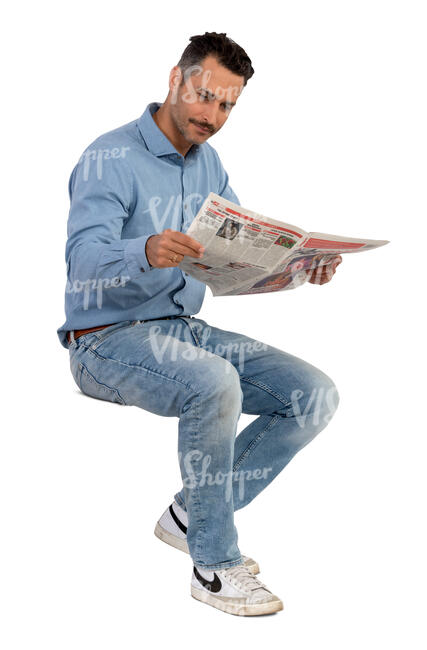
[{"x1": 69, "y1": 330, "x2": 76, "y2": 345}]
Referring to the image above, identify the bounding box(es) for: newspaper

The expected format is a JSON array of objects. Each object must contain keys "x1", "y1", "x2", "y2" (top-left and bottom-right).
[{"x1": 178, "y1": 192, "x2": 389, "y2": 296}]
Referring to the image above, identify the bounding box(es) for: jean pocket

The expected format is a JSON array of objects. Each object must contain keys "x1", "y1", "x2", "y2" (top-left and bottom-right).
[
  {"x1": 78, "y1": 361, "x2": 125, "y2": 405},
  {"x1": 88, "y1": 320, "x2": 136, "y2": 351}
]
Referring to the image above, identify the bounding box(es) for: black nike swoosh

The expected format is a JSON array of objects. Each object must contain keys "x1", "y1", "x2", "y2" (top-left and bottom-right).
[
  {"x1": 169, "y1": 504, "x2": 187, "y2": 535},
  {"x1": 193, "y1": 566, "x2": 222, "y2": 593}
]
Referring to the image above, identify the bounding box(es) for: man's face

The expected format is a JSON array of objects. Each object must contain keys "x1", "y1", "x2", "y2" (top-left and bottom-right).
[{"x1": 168, "y1": 55, "x2": 244, "y2": 145}]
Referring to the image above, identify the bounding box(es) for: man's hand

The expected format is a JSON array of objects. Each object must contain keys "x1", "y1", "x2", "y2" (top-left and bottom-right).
[
  {"x1": 306, "y1": 255, "x2": 342, "y2": 285},
  {"x1": 145, "y1": 229, "x2": 205, "y2": 268}
]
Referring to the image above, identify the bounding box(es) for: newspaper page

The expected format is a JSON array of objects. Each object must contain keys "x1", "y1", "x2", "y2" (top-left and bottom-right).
[
  {"x1": 178, "y1": 192, "x2": 308, "y2": 296},
  {"x1": 178, "y1": 192, "x2": 389, "y2": 297},
  {"x1": 225, "y1": 232, "x2": 390, "y2": 296}
]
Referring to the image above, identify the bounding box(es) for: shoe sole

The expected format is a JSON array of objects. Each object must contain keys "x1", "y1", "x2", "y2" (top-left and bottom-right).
[
  {"x1": 191, "y1": 585, "x2": 283, "y2": 616},
  {"x1": 154, "y1": 521, "x2": 260, "y2": 574}
]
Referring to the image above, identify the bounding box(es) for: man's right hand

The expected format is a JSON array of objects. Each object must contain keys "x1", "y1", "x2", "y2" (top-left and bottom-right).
[{"x1": 145, "y1": 229, "x2": 205, "y2": 268}]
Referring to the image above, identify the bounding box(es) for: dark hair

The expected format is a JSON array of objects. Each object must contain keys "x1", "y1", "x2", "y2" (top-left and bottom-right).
[{"x1": 177, "y1": 32, "x2": 254, "y2": 87}]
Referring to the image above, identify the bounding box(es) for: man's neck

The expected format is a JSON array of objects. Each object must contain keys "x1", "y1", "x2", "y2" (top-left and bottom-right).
[{"x1": 152, "y1": 103, "x2": 192, "y2": 157}]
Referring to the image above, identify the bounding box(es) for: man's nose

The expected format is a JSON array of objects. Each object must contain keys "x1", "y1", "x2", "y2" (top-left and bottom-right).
[{"x1": 200, "y1": 102, "x2": 218, "y2": 126}]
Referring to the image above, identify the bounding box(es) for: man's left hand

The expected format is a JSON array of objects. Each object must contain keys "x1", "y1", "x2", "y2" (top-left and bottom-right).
[{"x1": 306, "y1": 255, "x2": 342, "y2": 285}]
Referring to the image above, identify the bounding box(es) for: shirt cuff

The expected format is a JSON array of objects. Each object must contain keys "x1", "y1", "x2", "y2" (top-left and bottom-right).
[{"x1": 124, "y1": 234, "x2": 154, "y2": 276}]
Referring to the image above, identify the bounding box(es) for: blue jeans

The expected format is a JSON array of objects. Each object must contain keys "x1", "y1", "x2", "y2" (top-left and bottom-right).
[{"x1": 68, "y1": 316, "x2": 339, "y2": 570}]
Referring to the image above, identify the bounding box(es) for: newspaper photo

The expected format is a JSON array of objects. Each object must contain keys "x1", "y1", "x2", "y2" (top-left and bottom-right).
[{"x1": 178, "y1": 193, "x2": 390, "y2": 296}]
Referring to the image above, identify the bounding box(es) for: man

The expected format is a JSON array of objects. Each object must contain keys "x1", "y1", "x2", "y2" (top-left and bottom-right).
[{"x1": 58, "y1": 32, "x2": 342, "y2": 617}]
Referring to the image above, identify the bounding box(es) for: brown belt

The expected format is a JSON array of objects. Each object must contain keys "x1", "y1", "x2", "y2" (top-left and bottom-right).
[{"x1": 66, "y1": 323, "x2": 116, "y2": 344}]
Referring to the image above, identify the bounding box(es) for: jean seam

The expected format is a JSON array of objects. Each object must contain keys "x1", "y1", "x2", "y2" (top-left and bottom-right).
[
  {"x1": 176, "y1": 392, "x2": 236, "y2": 567},
  {"x1": 180, "y1": 319, "x2": 202, "y2": 348},
  {"x1": 191, "y1": 392, "x2": 208, "y2": 564},
  {"x1": 78, "y1": 345, "x2": 205, "y2": 396},
  {"x1": 174, "y1": 494, "x2": 186, "y2": 508},
  {"x1": 78, "y1": 361, "x2": 126, "y2": 405},
  {"x1": 232, "y1": 414, "x2": 281, "y2": 472},
  {"x1": 196, "y1": 557, "x2": 243, "y2": 570},
  {"x1": 240, "y1": 375, "x2": 292, "y2": 409}
]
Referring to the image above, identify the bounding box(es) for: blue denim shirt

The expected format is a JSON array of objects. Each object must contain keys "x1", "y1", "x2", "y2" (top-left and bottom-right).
[{"x1": 57, "y1": 102, "x2": 240, "y2": 348}]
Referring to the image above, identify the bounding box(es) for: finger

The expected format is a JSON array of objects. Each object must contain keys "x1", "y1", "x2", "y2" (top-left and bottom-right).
[
  {"x1": 308, "y1": 266, "x2": 326, "y2": 283},
  {"x1": 160, "y1": 247, "x2": 190, "y2": 265},
  {"x1": 164, "y1": 240, "x2": 205, "y2": 259},
  {"x1": 165, "y1": 246, "x2": 182, "y2": 260},
  {"x1": 169, "y1": 231, "x2": 205, "y2": 256},
  {"x1": 308, "y1": 267, "x2": 336, "y2": 283},
  {"x1": 162, "y1": 245, "x2": 206, "y2": 265}
]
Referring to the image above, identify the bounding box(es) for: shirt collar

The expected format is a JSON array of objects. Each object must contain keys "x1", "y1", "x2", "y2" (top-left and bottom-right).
[{"x1": 137, "y1": 102, "x2": 201, "y2": 160}]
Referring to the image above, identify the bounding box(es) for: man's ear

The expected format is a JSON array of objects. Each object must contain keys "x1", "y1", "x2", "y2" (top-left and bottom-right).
[
  {"x1": 169, "y1": 66, "x2": 182, "y2": 104},
  {"x1": 170, "y1": 66, "x2": 183, "y2": 88}
]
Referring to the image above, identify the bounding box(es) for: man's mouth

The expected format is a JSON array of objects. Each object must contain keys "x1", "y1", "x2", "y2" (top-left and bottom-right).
[{"x1": 193, "y1": 122, "x2": 212, "y2": 134}]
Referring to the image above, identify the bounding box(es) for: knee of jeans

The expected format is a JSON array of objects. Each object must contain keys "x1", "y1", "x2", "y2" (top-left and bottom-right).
[
  {"x1": 321, "y1": 377, "x2": 340, "y2": 421},
  {"x1": 280, "y1": 374, "x2": 340, "y2": 421},
  {"x1": 198, "y1": 357, "x2": 242, "y2": 404}
]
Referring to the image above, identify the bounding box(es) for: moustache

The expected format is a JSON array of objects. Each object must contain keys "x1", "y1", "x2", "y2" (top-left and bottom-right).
[{"x1": 191, "y1": 120, "x2": 214, "y2": 133}]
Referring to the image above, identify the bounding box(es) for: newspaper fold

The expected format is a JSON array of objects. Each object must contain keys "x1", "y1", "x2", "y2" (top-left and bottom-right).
[{"x1": 178, "y1": 193, "x2": 389, "y2": 296}]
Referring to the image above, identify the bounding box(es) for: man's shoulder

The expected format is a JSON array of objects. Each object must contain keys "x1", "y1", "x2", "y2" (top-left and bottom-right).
[
  {"x1": 79, "y1": 117, "x2": 144, "y2": 158},
  {"x1": 69, "y1": 117, "x2": 150, "y2": 184}
]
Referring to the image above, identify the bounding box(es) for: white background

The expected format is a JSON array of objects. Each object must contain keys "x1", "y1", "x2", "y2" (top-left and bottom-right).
[{"x1": 1, "y1": 0, "x2": 426, "y2": 647}]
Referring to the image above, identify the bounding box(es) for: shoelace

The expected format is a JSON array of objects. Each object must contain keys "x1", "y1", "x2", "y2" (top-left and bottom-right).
[{"x1": 219, "y1": 564, "x2": 271, "y2": 594}]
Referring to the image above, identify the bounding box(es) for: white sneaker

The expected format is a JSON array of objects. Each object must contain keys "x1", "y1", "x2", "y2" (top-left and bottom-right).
[
  {"x1": 154, "y1": 501, "x2": 260, "y2": 574},
  {"x1": 191, "y1": 563, "x2": 283, "y2": 616}
]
